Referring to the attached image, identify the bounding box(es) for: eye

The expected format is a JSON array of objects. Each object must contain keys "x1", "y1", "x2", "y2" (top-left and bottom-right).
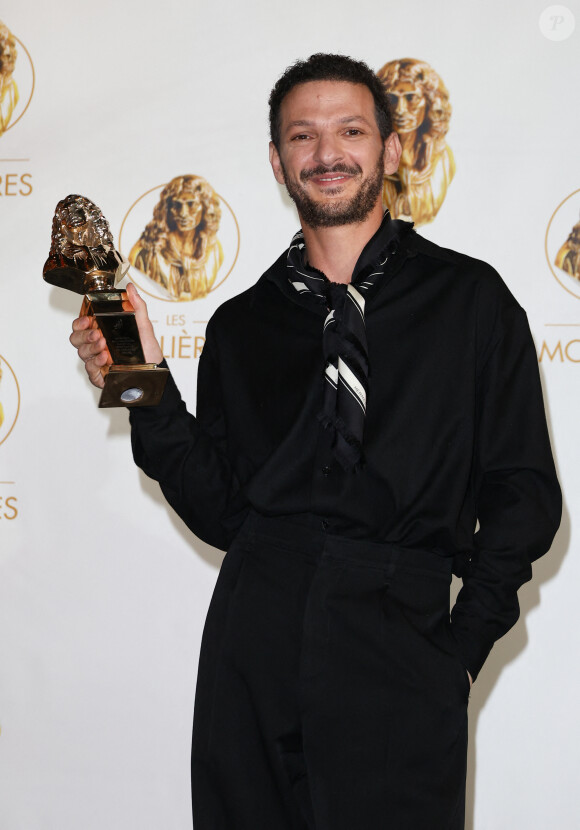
[
  {"x1": 290, "y1": 133, "x2": 311, "y2": 141},
  {"x1": 344, "y1": 128, "x2": 363, "y2": 136}
]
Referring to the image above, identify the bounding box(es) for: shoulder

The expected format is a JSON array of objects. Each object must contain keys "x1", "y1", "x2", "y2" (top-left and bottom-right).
[
  {"x1": 412, "y1": 233, "x2": 505, "y2": 285},
  {"x1": 405, "y1": 233, "x2": 530, "y2": 366},
  {"x1": 410, "y1": 232, "x2": 522, "y2": 311}
]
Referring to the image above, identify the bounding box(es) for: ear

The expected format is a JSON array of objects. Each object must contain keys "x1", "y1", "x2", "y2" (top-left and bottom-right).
[
  {"x1": 269, "y1": 141, "x2": 286, "y2": 185},
  {"x1": 383, "y1": 132, "x2": 402, "y2": 176}
]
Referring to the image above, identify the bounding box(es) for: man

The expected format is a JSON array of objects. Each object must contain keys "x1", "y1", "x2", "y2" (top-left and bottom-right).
[{"x1": 71, "y1": 54, "x2": 561, "y2": 830}]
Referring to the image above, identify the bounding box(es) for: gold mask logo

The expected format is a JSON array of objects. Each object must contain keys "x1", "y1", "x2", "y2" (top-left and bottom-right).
[
  {"x1": 119, "y1": 174, "x2": 240, "y2": 302},
  {"x1": 0, "y1": 19, "x2": 34, "y2": 138},
  {"x1": 545, "y1": 189, "x2": 580, "y2": 299},
  {"x1": 0, "y1": 354, "x2": 20, "y2": 447},
  {"x1": 377, "y1": 58, "x2": 455, "y2": 227}
]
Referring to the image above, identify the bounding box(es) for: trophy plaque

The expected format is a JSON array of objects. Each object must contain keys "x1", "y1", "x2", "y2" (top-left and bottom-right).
[{"x1": 43, "y1": 194, "x2": 168, "y2": 408}]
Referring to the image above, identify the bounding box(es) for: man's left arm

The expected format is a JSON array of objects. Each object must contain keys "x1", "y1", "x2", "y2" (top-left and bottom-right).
[{"x1": 451, "y1": 291, "x2": 562, "y2": 682}]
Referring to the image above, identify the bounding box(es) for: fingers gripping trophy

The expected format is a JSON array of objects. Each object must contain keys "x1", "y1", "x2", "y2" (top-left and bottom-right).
[{"x1": 43, "y1": 195, "x2": 168, "y2": 407}]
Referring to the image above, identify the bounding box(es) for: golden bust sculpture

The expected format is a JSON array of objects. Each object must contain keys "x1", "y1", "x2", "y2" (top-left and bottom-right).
[
  {"x1": 377, "y1": 58, "x2": 455, "y2": 226},
  {"x1": 129, "y1": 174, "x2": 224, "y2": 301},
  {"x1": 555, "y1": 215, "x2": 580, "y2": 282},
  {"x1": 43, "y1": 194, "x2": 127, "y2": 293},
  {"x1": 0, "y1": 21, "x2": 19, "y2": 136}
]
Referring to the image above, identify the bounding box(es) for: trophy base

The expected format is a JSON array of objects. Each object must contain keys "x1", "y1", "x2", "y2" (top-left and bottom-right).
[{"x1": 99, "y1": 365, "x2": 169, "y2": 408}]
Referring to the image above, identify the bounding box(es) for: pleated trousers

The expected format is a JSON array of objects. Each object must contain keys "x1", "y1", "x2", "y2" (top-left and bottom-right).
[{"x1": 191, "y1": 512, "x2": 469, "y2": 830}]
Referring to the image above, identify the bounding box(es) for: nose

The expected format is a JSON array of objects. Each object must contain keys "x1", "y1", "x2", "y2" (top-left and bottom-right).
[
  {"x1": 394, "y1": 95, "x2": 407, "y2": 115},
  {"x1": 313, "y1": 131, "x2": 343, "y2": 167}
]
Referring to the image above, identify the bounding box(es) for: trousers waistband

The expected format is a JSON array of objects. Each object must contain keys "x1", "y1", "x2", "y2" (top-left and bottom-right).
[{"x1": 240, "y1": 511, "x2": 453, "y2": 576}]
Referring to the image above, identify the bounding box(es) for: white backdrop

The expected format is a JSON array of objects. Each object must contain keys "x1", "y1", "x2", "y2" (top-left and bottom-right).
[{"x1": 0, "y1": 1, "x2": 578, "y2": 827}]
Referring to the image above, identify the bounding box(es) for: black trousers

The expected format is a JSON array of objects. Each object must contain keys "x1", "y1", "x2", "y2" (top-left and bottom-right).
[{"x1": 191, "y1": 513, "x2": 469, "y2": 830}]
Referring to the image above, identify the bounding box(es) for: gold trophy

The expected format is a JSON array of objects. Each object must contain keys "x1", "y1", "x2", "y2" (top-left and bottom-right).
[{"x1": 43, "y1": 194, "x2": 168, "y2": 407}]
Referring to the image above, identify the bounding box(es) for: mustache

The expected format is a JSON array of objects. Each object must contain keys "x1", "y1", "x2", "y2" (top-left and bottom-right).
[{"x1": 300, "y1": 163, "x2": 362, "y2": 183}]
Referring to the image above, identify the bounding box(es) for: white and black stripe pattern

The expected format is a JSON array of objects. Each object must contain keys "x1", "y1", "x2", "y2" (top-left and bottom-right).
[
  {"x1": 286, "y1": 214, "x2": 413, "y2": 470},
  {"x1": 319, "y1": 279, "x2": 374, "y2": 469},
  {"x1": 287, "y1": 231, "x2": 327, "y2": 300},
  {"x1": 287, "y1": 226, "x2": 389, "y2": 470}
]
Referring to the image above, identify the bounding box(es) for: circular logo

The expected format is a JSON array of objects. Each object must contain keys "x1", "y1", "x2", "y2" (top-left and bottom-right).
[
  {"x1": 119, "y1": 174, "x2": 240, "y2": 303},
  {"x1": 0, "y1": 354, "x2": 20, "y2": 446},
  {"x1": 545, "y1": 189, "x2": 580, "y2": 299},
  {"x1": 538, "y1": 6, "x2": 575, "y2": 41},
  {"x1": 0, "y1": 20, "x2": 35, "y2": 136}
]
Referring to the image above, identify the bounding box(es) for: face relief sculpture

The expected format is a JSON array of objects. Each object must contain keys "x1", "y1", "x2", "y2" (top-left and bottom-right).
[
  {"x1": 377, "y1": 58, "x2": 455, "y2": 226},
  {"x1": 129, "y1": 174, "x2": 224, "y2": 301},
  {"x1": 0, "y1": 20, "x2": 19, "y2": 135},
  {"x1": 555, "y1": 215, "x2": 580, "y2": 282}
]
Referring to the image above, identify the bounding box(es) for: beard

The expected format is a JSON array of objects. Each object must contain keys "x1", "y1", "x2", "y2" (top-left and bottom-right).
[{"x1": 280, "y1": 148, "x2": 385, "y2": 229}]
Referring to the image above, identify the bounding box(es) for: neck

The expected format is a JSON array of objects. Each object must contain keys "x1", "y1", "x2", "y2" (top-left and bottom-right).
[
  {"x1": 169, "y1": 227, "x2": 196, "y2": 244},
  {"x1": 300, "y1": 201, "x2": 384, "y2": 284}
]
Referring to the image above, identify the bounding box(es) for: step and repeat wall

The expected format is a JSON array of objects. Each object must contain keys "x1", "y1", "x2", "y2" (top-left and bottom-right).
[{"x1": 0, "y1": 1, "x2": 578, "y2": 828}]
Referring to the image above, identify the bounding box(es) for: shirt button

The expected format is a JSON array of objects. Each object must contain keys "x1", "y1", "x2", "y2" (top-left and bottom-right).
[{"x1": 322, "y1": 466, "x2": 331, "y2": 477}]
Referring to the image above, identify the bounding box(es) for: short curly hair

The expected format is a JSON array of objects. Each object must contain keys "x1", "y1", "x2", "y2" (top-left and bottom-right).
[{"x1": 268, "y1": 53, "x2": 393, "y2": 150}]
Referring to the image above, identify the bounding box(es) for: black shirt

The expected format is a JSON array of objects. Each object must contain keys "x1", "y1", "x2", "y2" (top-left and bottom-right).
[{"x1": 130, "y1": 221, "x2": 561, "y2": 679}]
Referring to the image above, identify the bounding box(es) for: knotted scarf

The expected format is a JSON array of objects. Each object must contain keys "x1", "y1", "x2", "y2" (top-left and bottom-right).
[{"x1": 287, "y1": 212, "x2": 413, "y2": 471}]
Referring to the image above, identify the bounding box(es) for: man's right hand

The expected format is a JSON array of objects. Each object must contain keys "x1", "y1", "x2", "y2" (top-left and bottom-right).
[{"x1": 69, "y1": 283, "x2": 163, "y2": 390}]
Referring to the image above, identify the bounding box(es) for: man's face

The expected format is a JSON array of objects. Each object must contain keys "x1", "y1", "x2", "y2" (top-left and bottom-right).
[
  {"x1": 168, "y1": 190, "x2": 203, "y2": 233},
  {"x1": 386, "y1": 79, "x2": 426, "y2": 134},
  {"x1": 270, "y1": 80, "x2": 400, "y2": 229}
]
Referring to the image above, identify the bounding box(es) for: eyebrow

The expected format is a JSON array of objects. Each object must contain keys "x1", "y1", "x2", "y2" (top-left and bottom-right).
[{"x1": 285, "y1": 115, "x2": 373, "y2": 132}]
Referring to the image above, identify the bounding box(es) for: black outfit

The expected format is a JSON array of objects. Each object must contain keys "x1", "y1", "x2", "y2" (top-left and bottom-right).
[{"x1": 130, "y1": 219, "x2": 561, "y2": 829}]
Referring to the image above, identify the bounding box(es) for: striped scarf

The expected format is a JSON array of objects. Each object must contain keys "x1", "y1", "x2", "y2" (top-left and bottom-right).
[{"x1": 287, "y1": 213, "x2": 412, "y2": 471}]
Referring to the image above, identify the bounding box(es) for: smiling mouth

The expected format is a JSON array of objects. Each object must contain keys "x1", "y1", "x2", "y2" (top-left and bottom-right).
[
  {"x1": 301, "y1": 165, "x2": 361, "y2": 186},
  {"x1": 309, "y1": 173, "x2": 355, "y2": 192}
]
